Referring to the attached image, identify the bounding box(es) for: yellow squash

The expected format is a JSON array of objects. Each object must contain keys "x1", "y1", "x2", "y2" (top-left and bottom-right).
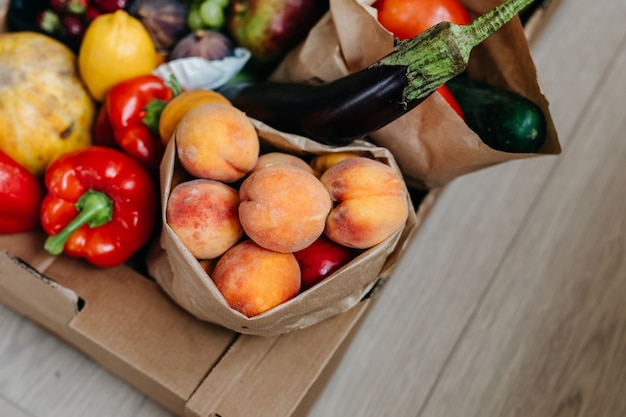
[{"x1": 0, "y1": 32, "x2": 95, "y2": 177}]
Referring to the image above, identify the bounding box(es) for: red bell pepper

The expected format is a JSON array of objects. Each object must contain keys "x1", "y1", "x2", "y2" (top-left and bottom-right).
[
  {"x1": 98, "y1": 74, "x2": 182, "y2": 176},
  {"x1": 0, "y1": 150, "x2": 45, "y2": 234},
  {"x1": 40, "y1": 146, "x2": 158, "y2": 268},
  {"x1": 92, "y1": 103, "x2": 117, "y2": 149},
  {"x1": 437, "y1": 84, "x2": 465, "y2": 119}
]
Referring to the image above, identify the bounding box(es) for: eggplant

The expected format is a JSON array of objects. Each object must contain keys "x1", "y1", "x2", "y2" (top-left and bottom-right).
[
  {"x1": 220, "y1": 64, "x2": 410, "y2": 144},
  {"x1": 219, "y1": 0, "x2": 535, "y2": 146}
]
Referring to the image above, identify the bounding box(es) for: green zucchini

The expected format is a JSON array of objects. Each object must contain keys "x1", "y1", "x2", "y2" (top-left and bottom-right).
[{"x1": 446, "y1": 75, "x2": 547, "y2": 153}]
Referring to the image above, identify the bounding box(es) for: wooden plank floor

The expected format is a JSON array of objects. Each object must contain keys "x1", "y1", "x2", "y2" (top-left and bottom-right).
[{"x1": 1, "y1": 0, "x2": 625, "y2": 416}]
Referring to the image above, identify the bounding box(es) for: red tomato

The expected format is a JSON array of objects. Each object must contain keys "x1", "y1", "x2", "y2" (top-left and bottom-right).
[
  {"x1": 373, "y1": 0, "x2": 470, "y2": 119},
  {"x1": 374, "y1": 0, "x2": 472, "y2": 40}
]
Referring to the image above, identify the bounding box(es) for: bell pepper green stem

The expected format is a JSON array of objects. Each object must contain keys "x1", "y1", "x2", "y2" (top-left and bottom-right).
[
  {"x1": 44, "y1": 190, "x2": 113, "y2": 256},
  {"x1": 143, "y1": 99, "x2": 168, "y2": 134},
  {"x1": 165, "y1": 74, "x2": 183, "y2": 97},
  {"x1": 142, "y1": 74, "x2": 183, "y2": 134}
]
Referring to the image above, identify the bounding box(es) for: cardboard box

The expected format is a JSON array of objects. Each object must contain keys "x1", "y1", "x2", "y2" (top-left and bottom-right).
[
  {"x1": 0, "y1": 2, "x2": 437, "y2": 411},
  {"x1": 0, "y1": 189, "x2": 439, "y2": 417},
  {"x1": 0, "y1": 0, "x2": 554, "y2": 415}
]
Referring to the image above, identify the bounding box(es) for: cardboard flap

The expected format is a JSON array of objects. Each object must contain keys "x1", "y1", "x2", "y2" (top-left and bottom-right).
[
  {"x1": 186, "y1": 300, "x2": 371, "y2": 417},
  {"x1": 0, "y1": 250, "x2": 80, "y2": 327},
  {"x1": 38, "y1": 255, "x2": 238, "y2": 410}
]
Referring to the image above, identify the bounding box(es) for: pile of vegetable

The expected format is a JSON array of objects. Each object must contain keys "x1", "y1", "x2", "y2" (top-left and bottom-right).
[
  {"x1": 9, "y1": 0, "x2": 327, "y2": 70},
  {"x1": 220, "y1": 0, "x2": 547, "y2": 151},
  {"x1": 0, "y1": 0, "x2": 550, "y2": 269}
]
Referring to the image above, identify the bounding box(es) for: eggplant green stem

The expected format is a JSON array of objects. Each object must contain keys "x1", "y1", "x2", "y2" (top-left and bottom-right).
[
  {"x1": 44, "y1": 190, "x2": 113, "y2": 256},
  {"x1": 376, "y1": 0, "x2": 535, "y2": 103},
  {"x1": 462, "y1": 0, "x2": 535, "y2": 47}
]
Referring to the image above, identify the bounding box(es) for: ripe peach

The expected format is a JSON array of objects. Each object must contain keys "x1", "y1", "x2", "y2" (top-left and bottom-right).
[
  {"x1": 309, "y1": 151, "x2": 361, "y2": 177},
  {"x1": 198, "y1": 258, "x2": 217, "y2": 276},
  {"x1": 320, "y1": 157, "x2": 409, "y2": 249},
  {"x1": 212, "y1": 240, "x2": 301, "y2": 317},
  {"x1": 239, "y1": 164, "x2": 332, "y2": 253},
  {"x1": 175, "y1": 103, "x2": 259, "y2": 182},
  {"x1": 249, "y1": 151, "x2": 314, "y2": 175},
  {"x1": 159, "y1": 89, "x2": 232, "y2": 145},
  {"x1": 166, "y1": 178, "x2": 243, "y2": 259}
]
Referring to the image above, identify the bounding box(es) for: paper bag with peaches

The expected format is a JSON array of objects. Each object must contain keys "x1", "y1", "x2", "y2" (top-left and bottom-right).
[
  {"x1": 148, "y1": 103, "x2": 420, "y2": 336},
  {"x1": 148, "y1": 0, "x2": 560, "y2": 336},
  {"x1": 269, "y1": 0, "x2": 560, "y2": 189}
]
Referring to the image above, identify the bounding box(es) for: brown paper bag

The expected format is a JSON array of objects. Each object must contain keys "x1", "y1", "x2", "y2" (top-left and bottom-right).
[
  {"x1": 148, "y1": 0, "x2": 559, "y2": 336},
  {"x1": 148, "y1": 120, "x2": 418, "y2": 336},
  {"x1": 270, "y1": 0, "x2": 560, "y2": 188}
]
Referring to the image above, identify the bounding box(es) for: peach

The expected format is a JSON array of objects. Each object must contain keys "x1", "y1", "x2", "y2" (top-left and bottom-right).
[
  {"x1": 166, "y1": 179, "x2": 243, "y2": 259},
  {"x1": 309, "y1": 151, "x2": 361, "y2": 177},
  {"x1": 239, "y1": 164, "x2": 332, "y2": 253},
  {"x1": 159, "y1": 89, "x2": 232, "y2": 145},
  {"x1": 198, "y1": 258, "x2": 217, "y2": 276},
  {"x1": 249, "y1": 151, "x2": 314, "y2": 175},
  {"x1": 320, "y1": 157, "x2": 409, "y2": 249},
  {"x1": 175, "y1": 103, "x2": 259, "y2": 182},
  {"x1": 212, "y1": 240, "x2": 301, "y2": 317}
]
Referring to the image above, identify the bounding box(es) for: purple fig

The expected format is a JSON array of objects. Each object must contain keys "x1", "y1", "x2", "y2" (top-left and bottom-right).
[
  {"x1": 129, "y1": 0, "x2": 187, "y2": 51},
  {"x1": 169, "y1": 29, "x2": 234, "y2": 61}
]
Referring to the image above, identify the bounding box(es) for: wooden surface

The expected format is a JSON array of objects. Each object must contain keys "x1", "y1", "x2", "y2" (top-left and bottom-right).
[{"x1": 2, "y1": 0, "x2": 626, "y2": 416}]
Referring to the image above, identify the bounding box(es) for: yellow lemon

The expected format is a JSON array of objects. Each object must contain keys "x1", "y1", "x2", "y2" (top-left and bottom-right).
[{"x1": 78, "y1": 10, "x2": 158, "y2": 101}]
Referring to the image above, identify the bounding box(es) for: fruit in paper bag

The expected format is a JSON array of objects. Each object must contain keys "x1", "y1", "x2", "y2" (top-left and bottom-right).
[
  {"x1": 238, "y1": 164, "x2": 332, "y2": 253},
  {"x1": 212, "y1": 239, "x2": 301, "y2": 317},
  {"x1": 175, "y1": 103, "x2": 259, "y2": 182},
  {"x1": 321, "y1": 157, "x2": 409, "y2": 249},
  {"x1": 294, "y1": 235, "x2": 359, "y2": 291},
  {"x1": 166, "y1": 179, "x2": 244, "y2": 259},
  {"x1": 158, "y1": 89, "x2": 232, "y2": 145},
  {"x1": 226, "y1": 0, "x2": 329, "y2": 70},
  {"x1": 78, "y1": 10, "x2": 158, "y2": 101},
  {"x1": 249, "y1": 151, "x2": 314, "y2": 175},
  {"x1": 0, "y1": 32, "x2": 94, "y2": 177},
  {"x1": 309, "y1": 152, "x2": 361, "y2": 177}
]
